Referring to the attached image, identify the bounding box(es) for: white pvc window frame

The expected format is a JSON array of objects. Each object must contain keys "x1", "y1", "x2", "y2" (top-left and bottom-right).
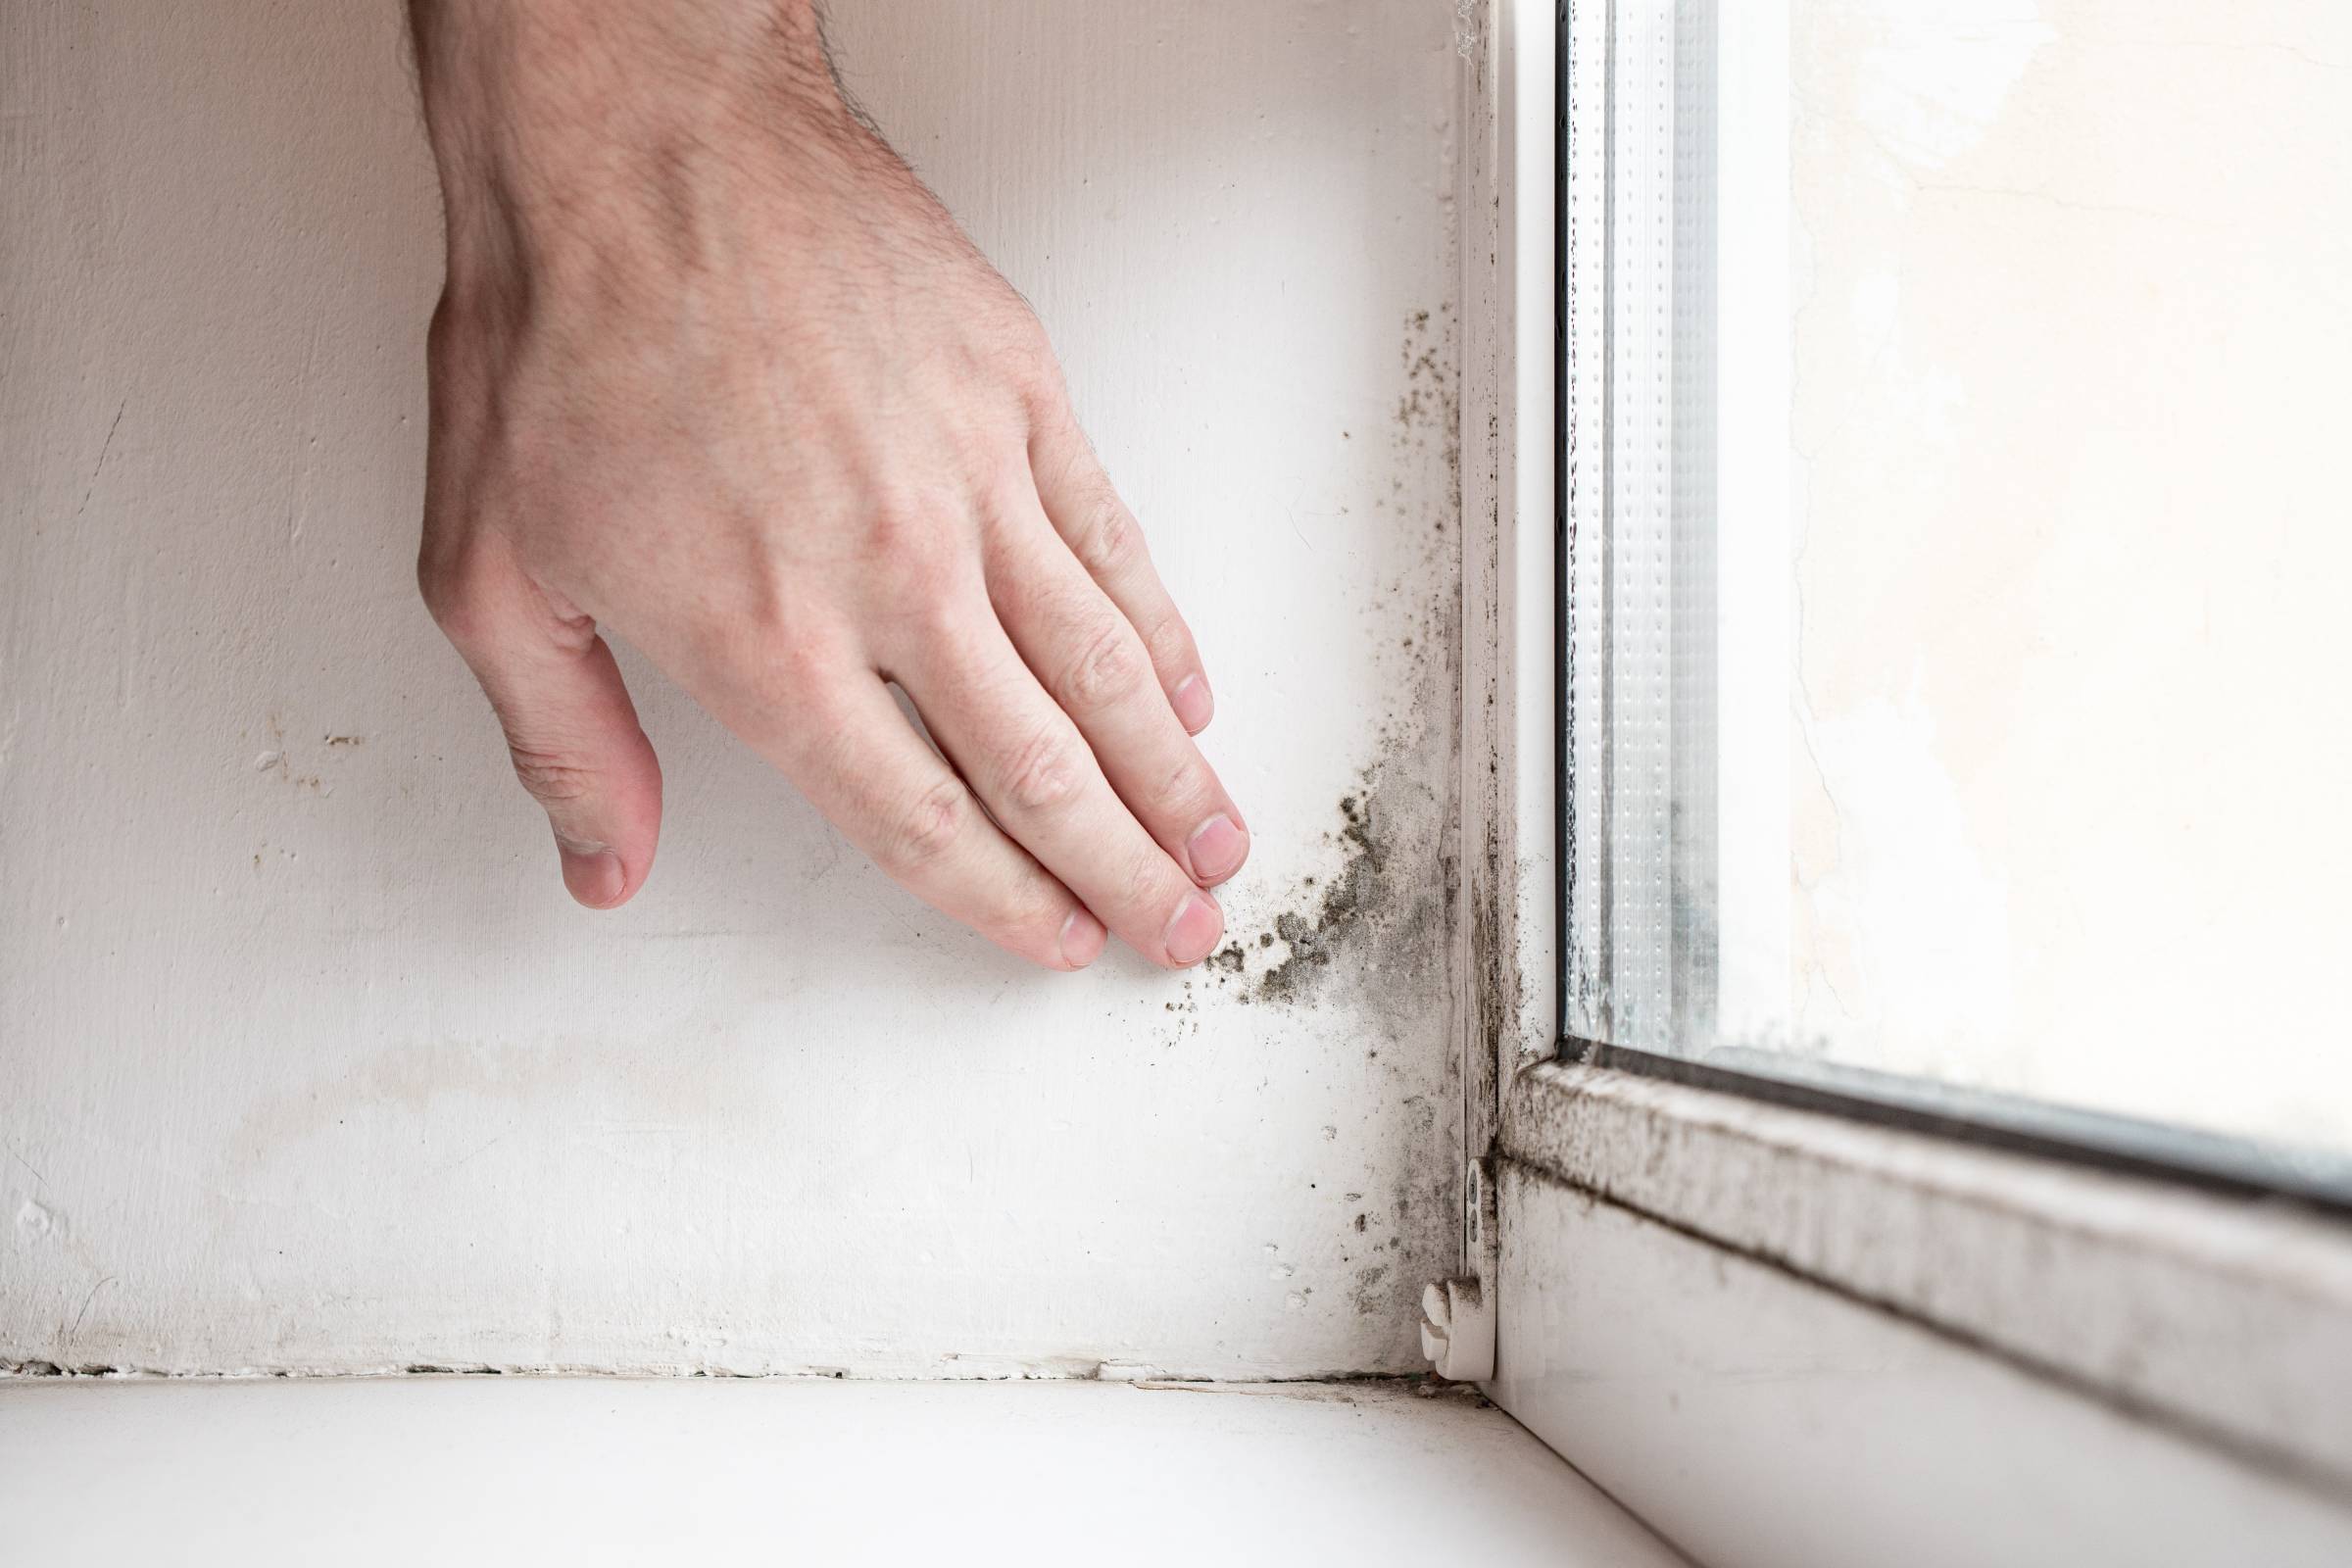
[{"x1": 1457, "y1": 5, "x2": 2352, "y2": 1561}]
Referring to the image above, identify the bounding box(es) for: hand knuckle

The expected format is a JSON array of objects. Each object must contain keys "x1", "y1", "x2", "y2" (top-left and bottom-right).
[
  {"x1": 1140, "y1": 612, "x2": 1193, "y2": 673},
  {"x1": 999, "y1": 723, "x2": 1085, "y2": 814},
  {"x1": 763, "y1": 685, "x2": 858, "y2": 787},
  {"x1": 897, "y1": 568, "x2": 980, "y2": 646},
  {"x1": 1010, "y1": 338, "x2": 1065, "y2": 408},
  {"x1": 507, "y1": 742, "x2": 596, "y2": 805},
  {"x1": 1158, "y1": 757, "x2": 1218, "y2": 820},
  {"x1": 868, "y1": 498, "x2": 969, "y2": 595},
  {"x1": 1058, "y1": 619, "x2": 1142, "y2": 710},
  {"x1": 1003, "y1": 886, "x2": 1068, "y2": 943},
  {"x1": 1073, "y1": 494, "x2": 1144, "y2": 575},
  {"x1": 903, "y1": 581, "x2": 978, "y2": 653},
  {"x1": 1121, "y1": 847, "x2": 1173, "y2": 913},
  {"x1": 881, "y1": 774, "x2": 973, "y2": 872},
  {"x1": 758, "y1": 627, "x2": 843, "y2": 705}
]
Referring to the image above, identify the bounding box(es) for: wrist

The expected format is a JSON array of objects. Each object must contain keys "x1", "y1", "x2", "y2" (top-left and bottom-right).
[{"x1": 408, "y1": 0, "x2": 844, "y2": 299}]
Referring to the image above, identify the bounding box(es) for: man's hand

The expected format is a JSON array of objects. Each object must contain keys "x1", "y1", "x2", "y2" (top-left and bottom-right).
[{"x1": 407, "y1": 0, "x2": 1246, "y2": 968}]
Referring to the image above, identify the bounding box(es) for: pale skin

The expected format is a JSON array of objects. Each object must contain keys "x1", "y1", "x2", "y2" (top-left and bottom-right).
[{"x1": 407, "y1": 0, "x2": 1247, "y2": 969}]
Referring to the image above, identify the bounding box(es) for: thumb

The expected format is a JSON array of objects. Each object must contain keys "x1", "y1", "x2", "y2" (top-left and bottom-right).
[{"x1": 422, "y1": 548, "x2": 663, "y2": 909}]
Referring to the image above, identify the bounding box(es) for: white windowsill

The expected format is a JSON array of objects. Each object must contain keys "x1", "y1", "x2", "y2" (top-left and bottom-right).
[{"x1": 0, "y1": 1375, "x2": 1682, "y2": 1567}]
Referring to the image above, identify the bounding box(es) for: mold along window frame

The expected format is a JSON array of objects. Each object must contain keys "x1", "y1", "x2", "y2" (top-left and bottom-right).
[{"x1": 1455, "y1": 4, "x2": 2352, "y2": 1563}]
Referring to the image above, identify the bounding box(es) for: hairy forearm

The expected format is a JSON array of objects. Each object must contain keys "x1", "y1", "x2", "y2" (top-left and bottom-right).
[
  {"x1": 405, "y1": 0, "x2": 855, "y2": 293},
  {"x1": 407, "y1": 0, "x2": 828, "y2": 117}
]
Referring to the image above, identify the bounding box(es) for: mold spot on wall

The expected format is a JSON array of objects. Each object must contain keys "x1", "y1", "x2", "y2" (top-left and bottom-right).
[
  {"x1": 1145, "y1": 303, "x2": 1468, "y2": 1353},
  {"x1": 1255, "y1": 785, "x2": 1395, "y2": 1004},
  {"x1": 1185, "y1": 305, "x2": 1463, "y2": 1030}
]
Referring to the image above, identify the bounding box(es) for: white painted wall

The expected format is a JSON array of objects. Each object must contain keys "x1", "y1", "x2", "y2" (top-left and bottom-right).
[{"x1": 2, "y1": 1, "x2": 1465, "y2": 1376}]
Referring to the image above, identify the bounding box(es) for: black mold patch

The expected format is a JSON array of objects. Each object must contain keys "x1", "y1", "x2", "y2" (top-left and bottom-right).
[
  {"x1": 1182, "y1": 305, "x2": 1463, "y2": 1029},
  {"x1": 1256, "y1": 788, "x2": 1387, "y2": 1004}
]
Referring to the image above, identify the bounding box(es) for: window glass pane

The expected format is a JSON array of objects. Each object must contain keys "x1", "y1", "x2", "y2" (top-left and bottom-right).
[{"x1": 1564, "y1": 0, "x2": 2352, "y2": 1172}]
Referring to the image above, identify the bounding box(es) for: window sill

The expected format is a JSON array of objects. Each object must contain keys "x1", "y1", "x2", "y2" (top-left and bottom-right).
[{"x1": 0, "y1": 1374, "x2": 1683, "y2": 1566}]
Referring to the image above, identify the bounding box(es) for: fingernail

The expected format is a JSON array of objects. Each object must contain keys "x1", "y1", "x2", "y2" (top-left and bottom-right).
[
  {"x1": 1162, "y1": 891, "x2": 1224, "y2": 966},
  {"x1": 560, "y1": 848, "x2": 625, "y2": 908},
  {"x1": 1059, "y1": 907, "x2": 1107, "y2": 969},
  {"x1": 1186, "y1": 812, "x2": 1250, "y2": 883},
  {"x1": 1171, "y1": 674, "x2": 1214, "y2": 734}
]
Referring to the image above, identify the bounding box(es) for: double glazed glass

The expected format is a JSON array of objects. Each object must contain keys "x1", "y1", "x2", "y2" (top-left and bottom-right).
[{"x1": 1561, "y1": 0, "x2": 2352, "y2": 1194}]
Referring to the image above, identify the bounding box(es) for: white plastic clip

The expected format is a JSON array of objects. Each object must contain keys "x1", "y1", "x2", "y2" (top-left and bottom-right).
[{"x1": 1419, "y1": 1276, "x2": 1494, "y2": 1382}]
